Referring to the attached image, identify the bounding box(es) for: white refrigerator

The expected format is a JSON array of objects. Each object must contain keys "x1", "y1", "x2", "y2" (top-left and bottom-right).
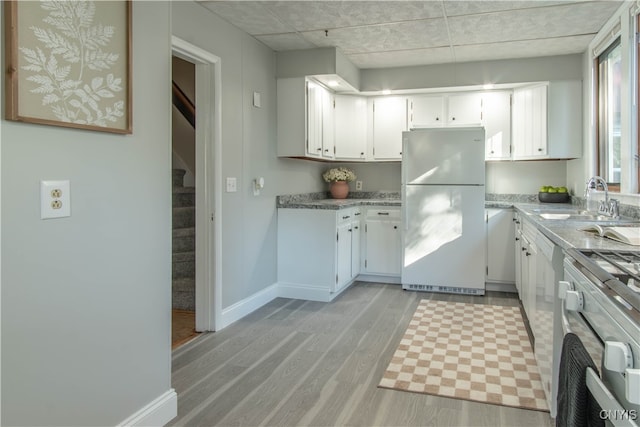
[{"x1": 401, "y1": 127, "x2": 486, "y2": 294}]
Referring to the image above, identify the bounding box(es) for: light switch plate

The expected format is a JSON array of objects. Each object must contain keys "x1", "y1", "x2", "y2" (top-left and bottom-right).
[
  {"x1": 253, "y1": 92, "x2": 261, "y2": 108},
  {"x1": 41, "y1": 180, "x2": 70, "y2": 219},
  {"x1": 226, "y1": 177, "x2": 237, "y2": 192}
]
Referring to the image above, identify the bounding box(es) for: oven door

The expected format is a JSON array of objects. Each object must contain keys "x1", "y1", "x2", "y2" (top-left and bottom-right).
[{"x1": 559, "y1": 261, "x2": 639, "y2": 427}]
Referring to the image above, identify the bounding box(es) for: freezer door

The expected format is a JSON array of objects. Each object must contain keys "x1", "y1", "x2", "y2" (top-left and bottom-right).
[
  {"x1": 402, "y1": 127, "x2": 485, "y2": 185},
  {"x1": 401, "y1": 185, "x2": 486, "y2": 291}
]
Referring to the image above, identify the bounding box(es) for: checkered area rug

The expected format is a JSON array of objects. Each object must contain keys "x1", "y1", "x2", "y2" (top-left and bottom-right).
[{"x1": 379, "y1": 299, "x2": 549, "y2": 412}]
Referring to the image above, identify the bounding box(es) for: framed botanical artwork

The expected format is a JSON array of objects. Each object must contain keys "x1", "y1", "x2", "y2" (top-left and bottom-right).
[{"x1": 4, "y1": 0, "x2": 132, "y2": 134}]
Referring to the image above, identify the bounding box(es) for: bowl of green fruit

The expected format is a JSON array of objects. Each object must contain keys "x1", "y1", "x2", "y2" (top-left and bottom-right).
[{"x1": 539, "y1": 186, "x2": 570, "y2": 203}]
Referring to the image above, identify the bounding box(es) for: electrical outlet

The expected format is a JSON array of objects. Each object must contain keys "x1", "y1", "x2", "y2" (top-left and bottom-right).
[
  {"x1": 41, "y1": 180, "x2": 70, "y2": 219},
  {"x1": 355, "y1": 180, "x2": 363, "y2": 191}
]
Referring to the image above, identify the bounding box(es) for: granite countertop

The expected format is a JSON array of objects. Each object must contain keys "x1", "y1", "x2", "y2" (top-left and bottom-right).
[
  {"x1": 277, "y1": 191, "x2": 401, "y2": 210},
  {"x1": 512, "y1": 203, "x2": 640, "y2": 251},
  {"x1": 277, "y1": 191, "x2": 640, "y2": 251}
]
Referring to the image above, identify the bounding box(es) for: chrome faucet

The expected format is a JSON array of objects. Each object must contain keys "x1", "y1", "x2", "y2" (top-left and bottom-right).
[{"x1": 585, "y1": 176, "x2": 619, "y2": 219}]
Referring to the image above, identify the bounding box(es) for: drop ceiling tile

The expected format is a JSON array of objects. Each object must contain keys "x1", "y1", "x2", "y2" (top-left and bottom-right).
[
  {"x1": 199, "y1": 1, "x2": 295, "y2": 35},
  {"x1": 453, "y1": 35, "x2": 595, "y2": 62},
  {"x1": 255, "y1": 33, "x2": 318, "y2": 51},
  {"x1": 348, "y1": 47, "x2": 455, "y2": 69},
  {"x1": 448, "y1": 2, "x2": 622, "y2": 46},
  {"x1": 266, "y1": 1, "x2": 445, "y2": 33},
  {"x1": 442, "y1": 1, "x2": 582, "y2": 17},
  {"x1": 302, "y1": 19, "x2": 450, "y2": 54}
]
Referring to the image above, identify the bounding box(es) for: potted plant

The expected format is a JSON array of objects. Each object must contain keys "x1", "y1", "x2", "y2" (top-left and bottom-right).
[{"x1": 322, "y1": 167, "x2": 356, "y2": 199}]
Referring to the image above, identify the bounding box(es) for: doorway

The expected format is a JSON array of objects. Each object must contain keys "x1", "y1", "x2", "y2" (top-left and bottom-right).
[{"x1": 171, "y1": 37, "x2": 222, "y2": 343}]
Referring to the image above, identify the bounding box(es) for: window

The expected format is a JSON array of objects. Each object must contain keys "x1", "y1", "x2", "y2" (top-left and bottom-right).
[{"x1": 596, "y1": 38, "x2": 622, "y2": 189}]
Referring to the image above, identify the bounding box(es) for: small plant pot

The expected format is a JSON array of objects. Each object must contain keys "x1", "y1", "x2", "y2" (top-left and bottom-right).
[{"x1": 330, "y1": 181, "x2": 349, "y2": 199}]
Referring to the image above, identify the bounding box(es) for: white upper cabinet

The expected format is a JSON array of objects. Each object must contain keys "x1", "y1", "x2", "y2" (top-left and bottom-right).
[
  {"x1": 277, "y1": 77, "x2": 334, "y2": 159},
  {"x1": 372, "y1": 96, "x2": 407, "y2": 160},
  {"x1": 278, "y1": 76, "x2": 580, "y2": 162},
  {"x1": 483, "y1": 91, "x2": 512, "y2": 160},
  {"x1": 512, "y1": 81, "x2": 581, "y2": 160},
  {"x1": 408, "y1": 95, "x2": 445, "y2": 128},
  {"x1": 334, "y1": 94, "x2": 367, "y2": 160},
  {"x1": 447, "y1": 93, "x2": 482, "y2": 125}
]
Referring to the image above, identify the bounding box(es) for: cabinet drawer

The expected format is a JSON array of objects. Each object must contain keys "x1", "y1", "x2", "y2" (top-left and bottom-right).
[
  {"x1": 337, "y1": 208, "x2": 361, "y2": 224},
  {"x1": 366, "y1": 208, "x2": 400, "y2": 219}
]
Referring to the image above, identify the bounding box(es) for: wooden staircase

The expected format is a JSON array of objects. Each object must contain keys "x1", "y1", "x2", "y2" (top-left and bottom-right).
[{"x1": 172, "y1": 169, "x2": 195, "y2": 311}]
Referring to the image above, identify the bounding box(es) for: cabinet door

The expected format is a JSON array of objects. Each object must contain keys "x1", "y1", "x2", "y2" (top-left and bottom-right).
[
  {"x1": 513, "y1": 84, "x2": 548, "y2": 159},
  {"x1": 365, "y1": 220, "x2": 401, "y2": 275},
  {"x1": 372, "y1": 96, "x2": 407, "y2": 160},
  {"x1": 531, "y1": 84, "x2": 547, "y2": 156},
  {"x1": 306, "y1": 81, "x2": 323, "y2": 158},
  {"x1": 321, "y1": 89, "x2": 335, "y2": 159},
  {"x1": 448, "y1": 93, "x2": 482, "y2": 125},
  {"x1": 334, "y1": 95, "x2": 367, "y2": 160},
  {"x1": 486, "y1": 209, "x2": 516, "y2": 283},
  {"x1": 483, "y1": 91, "x2": 512, "y2": 160},
  {"x1": 409, "y1": 95, "x2": 444, "y2": 127},
  {"x1": 336, "y1": 222, "x2": 352, "y2": 291},
  {"x1": 351, "y1": 219, "x2": 361, "y2": 278}
]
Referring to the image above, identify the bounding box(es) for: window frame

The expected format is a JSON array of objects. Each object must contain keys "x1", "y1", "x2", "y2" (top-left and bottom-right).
[{"x1": 595, "y1": 36, "x2": 623, "y2": 192}]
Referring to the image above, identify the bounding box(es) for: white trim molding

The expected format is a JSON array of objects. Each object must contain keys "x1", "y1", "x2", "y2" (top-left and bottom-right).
[
  {"x1": 117, "y1": 389, "x2": 177, "y2": 427},
  {"x1": 219, "y1": 283, "x2": 280, "y2": 329}
]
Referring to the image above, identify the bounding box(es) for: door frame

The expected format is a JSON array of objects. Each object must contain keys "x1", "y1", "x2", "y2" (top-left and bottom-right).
[{"x1": 171, "y1": 36, "x2": 222, "y2": 331}]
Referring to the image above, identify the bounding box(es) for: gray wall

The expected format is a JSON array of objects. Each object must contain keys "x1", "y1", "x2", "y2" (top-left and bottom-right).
[
  {"x1": 171, "y1": 2, "x2": 326, "y2": 309},
  {"x1": 2, "y1": 2, "x2": 173, "y2": 425},
  {"x1": 360, "y1": 54, "x2": 583, "y2": 91}
]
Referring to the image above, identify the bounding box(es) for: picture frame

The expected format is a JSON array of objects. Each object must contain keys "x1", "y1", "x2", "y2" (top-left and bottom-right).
[{"x1": 4, "y1": 0, "x2": 132, "y2": 134}]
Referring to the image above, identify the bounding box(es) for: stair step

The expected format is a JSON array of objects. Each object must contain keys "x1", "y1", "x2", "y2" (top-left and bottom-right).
[
  {"x1": 172, "y1": 227, "x2": 195, "y2": 253},
  {"x1": 173, "y1": 251, "x2": 195, "y2": 262},
  {"x1": 173, "y1": 206, "x2": 195, "y2": 228},
  {"x1": 172, "y1": 169, "x2": 186, "y2": 187},
  {"x1": 173, "y1": 249, "x2": 195, "y2": 279},
  {"x1": 173, "y1": 277, "x2": 195, "y2": 293},
  {"x1": 172, "y1": 289, "x2": 195, "y2": 311},
  {"x1": 173, "y1": 189, "x2": 195, "y2": 208}
]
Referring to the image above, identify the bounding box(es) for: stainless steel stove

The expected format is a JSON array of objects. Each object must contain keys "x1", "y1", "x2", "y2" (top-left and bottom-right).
[
  {"x1": 554, "y1": 248, "x2": 640, "y2": 425},
  {"x1": 568, "y1": 248, "x2": 640, "y2": 315}
]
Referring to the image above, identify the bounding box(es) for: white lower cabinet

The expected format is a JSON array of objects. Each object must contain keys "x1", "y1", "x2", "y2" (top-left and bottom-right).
[
  {"x1": 485, "y1": 208, "x2": 516, "y2": 283},
  {"x1": 363, "y1": 208, "x2": 401, "y2": 276},
  {"x1": 277, "y1": 205, "x2": 400, "y2": 301},
  {"x1": 277, "y1": 207, "x2": 362, "y2": 301}
]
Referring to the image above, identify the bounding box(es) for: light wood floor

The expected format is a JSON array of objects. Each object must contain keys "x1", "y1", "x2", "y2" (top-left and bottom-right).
[{"x1": 170, "y1": 282, "x2": 554, "y2": 427}]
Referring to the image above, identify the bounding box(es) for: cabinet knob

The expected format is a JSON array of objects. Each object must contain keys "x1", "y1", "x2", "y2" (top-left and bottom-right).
[
  {"x1": 451, "y1": 117, "x2": 456, "y2": 121},
  {"x1": 317, "y1": 148, "x2": 322, "y2": 151},
  {"x1": 435, "y1": 117, "x2": 439, "y2": 121},
  {"x1": 515, "y1": 237, "x2": 520, "y2": 241},
  {"x1": 525, "y1": 252, "x2": 531, "y2": 256},
  {"x1": 399, "y1": 152, "x2": 402, "y2": 155},
  {"x1": 342, "y1": 215, "x2": 351, "y2": 219},
  {"x1": 324, "y1": 149, "x2": 329, "y2": 152},
  {"x1": 393, "y1": 225, "x2": 398, "y2": 229},
  {"x1": 348, "y1": 228, "x2": 352, "y2": 232},
  {"x1": 354, "y1": 226, "x2": 359, "y2": 230},
  {"x1": 491, "y1": 150, "x2": 495, "y2": 154},
  {"x1": 538, "y1": 148, "x2": 543, "y2": 152},
  {"x1": 377, "y1": 212, "x2": 389, "y2": 216},
  {"x1": 521, "y1": 247, "x2": 527, "y2": 251}
]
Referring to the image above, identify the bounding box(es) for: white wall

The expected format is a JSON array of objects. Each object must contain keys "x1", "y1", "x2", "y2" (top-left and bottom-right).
[
  {"x1": 1, "y1": 3, "x2": 174, "y2": 426},
  {"x1": 486, "y1": 161, "x2": 568, "y2": 194},
  {"x1": 171, "y1": 2, "x2": 326, "y2": 309}
]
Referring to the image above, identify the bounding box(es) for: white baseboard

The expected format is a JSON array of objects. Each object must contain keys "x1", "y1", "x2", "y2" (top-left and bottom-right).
[
  {"x1": 117, "y1": 389, "x2": 177, "y2": 427},
  {"x1": 485, "y1": 282, "x2": 517, "y2": 293},
  {"x1": 277, "y1": 282, "x2": 334, "y2": 302},
  {"x1": 357, "y1": 274, "x2": 401, "y2": 284},
  {"x1": 219, "y1": 283, "x2": 279, "y2": 329}
]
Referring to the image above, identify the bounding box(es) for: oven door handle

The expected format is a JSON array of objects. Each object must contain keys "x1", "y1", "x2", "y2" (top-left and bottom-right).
[{"x1": 585, "y1": 368, "x2": 639, "y2": 427}]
